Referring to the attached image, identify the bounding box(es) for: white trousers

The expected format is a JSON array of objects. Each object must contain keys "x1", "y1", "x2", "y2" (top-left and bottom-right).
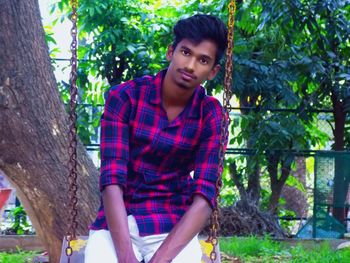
[{"x1": 85, "y1": 215, "x2": 202, "y2": 263}]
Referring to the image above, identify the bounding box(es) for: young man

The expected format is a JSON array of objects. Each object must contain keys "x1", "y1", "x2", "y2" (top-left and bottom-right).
[{"x1": 85, "y1": 14, "x2": 228, "y2": 263}]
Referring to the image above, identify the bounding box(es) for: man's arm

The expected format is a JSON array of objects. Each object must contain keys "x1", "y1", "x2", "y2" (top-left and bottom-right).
[
  {"x1": 99, "y1": 86, "x2": 139, "y2": 262},
  {"x1": 150, "y1": 100, "x2": 228, "y2": 263},
  {"x1": 103, "y1": 185, "x2": 139, "y2": 263},
  {"x1": 149, "y1": 195, "x2": 211, "y2": 263}
]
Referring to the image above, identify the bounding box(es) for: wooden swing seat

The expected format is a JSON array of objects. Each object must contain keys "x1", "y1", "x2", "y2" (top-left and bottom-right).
[{"x1": 59, "y1": 235, "x2": 221, "y2": 263}]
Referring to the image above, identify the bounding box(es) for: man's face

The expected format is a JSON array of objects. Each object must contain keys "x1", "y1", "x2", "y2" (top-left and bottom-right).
[{"x1": 166, "y1": 39, "x2": 220, "y2": 91}]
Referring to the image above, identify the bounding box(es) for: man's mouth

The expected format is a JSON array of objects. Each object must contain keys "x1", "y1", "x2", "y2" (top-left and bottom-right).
[{"x1": 178, "y1": 69, "x2": 196, "y2": 81}]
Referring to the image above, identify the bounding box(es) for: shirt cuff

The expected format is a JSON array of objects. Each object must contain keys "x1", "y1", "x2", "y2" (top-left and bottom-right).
[
  {"x1": 99, "y1": 159, "x2": 128, "y2": 192},
  {"x1": 191, "y1": 181, "x2": 217, "y2": 209}
]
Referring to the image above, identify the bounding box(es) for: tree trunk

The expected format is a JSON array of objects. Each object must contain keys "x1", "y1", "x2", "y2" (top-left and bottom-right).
[
  {"x1": 0, "y1": 1, "x2": 100, "y2": 262},
  {"x1": 269, "y1": 182, "x2": 283, "y2": 214},
  {"x1": 331, "y1": 92, "x2": 345, "y2": 151},
  {"x1": 247, "y1": 157, "x2": 260, "y2": 205},
  {"x1": 267, "y1": 153, "x2": 292, "y2": 214},
  {"x1": 281, "y1": 157, "x2": 308, "y2": 218},
  {"x1": 266, "y1": 153, "x2": 279, "y2": 213},
  {"x1": 239, "y1": 95, "x2": 261, "y2": 205},
  {"x1": 331, "y1": 91, "x2": 347, "y2": 224}
]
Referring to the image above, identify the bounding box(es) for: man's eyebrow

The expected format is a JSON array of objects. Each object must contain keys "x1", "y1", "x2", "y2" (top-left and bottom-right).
[
  {"x1": 179, "y1": 45, "x2": 191, "y2": 51},
  {"x1": 201, "y1": 54, "x2": 213, "y2": 61}
]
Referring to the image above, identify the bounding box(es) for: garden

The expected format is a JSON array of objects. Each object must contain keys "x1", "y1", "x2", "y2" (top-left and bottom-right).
[{"x1": 1, "y1": 0, "x2": 350, "y2": 262}]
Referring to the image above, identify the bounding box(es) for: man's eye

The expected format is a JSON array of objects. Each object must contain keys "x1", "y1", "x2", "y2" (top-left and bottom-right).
[
  {"x1": 182, "y1": 50, "x2": 190, "y2": 56},
  {"x1": 200, "y1": 58, "x2": 208, "y2": 64}
]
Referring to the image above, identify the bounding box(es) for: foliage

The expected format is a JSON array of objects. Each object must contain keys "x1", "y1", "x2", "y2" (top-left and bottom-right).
[
  {"x1": 220, "y1": 236, "x2": 350, "y2": 262},
  {"x1": 277, "y1": 205, "x2": 297, "y2": 235},
  {"x1": 216, "y1": 0, "x2": 349, "y2": 213},
  {"x1": 0, "y1": 249, "x2": 39, "y2": 263},
  {"x1": 43, "y1": 0, "x2": 350, "y2": 215},
  {"x1": 220, "y1": 159, "x2": 239, "y2": 206},
  {"x1": 257, "y1": 0, "x2": 350, "y2": 149},
  {"x1": 7, "y1": 206, "x2": 31, "y2": 235},
  {"x1": 48, "y1": 0, "x2": 232, "y2": 145}
]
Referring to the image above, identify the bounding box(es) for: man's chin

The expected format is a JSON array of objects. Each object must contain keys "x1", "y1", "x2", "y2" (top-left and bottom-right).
[
  {"x1": 175, "y1": 80, "x2": 194, "y2": 90},
  {"x1": 178, "y1": 84, "x2": 192, "y2": 90}
]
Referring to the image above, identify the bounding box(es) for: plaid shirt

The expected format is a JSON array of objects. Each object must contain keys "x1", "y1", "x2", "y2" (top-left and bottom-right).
[{"x1": 90, "y1": 69, "x2": 228, "y2": 236}]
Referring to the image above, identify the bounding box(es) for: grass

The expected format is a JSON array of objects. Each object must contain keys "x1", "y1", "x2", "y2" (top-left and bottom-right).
[
  {"x1": 0, "y1": 249, "x2": 40, "y2": 263},
  {"x1": 1, "y1": 237, "x2": 350, "y2": 262},
  {"x1": 219, "y1": 236, "x2": 350, "y2": 263}
]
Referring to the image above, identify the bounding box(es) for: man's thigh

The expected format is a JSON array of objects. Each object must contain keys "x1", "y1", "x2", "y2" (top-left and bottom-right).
[
  {"x1": 84, "y1": 229, "x2": 143, "y2": 263},
  {"x1": 85, "y1": 230, "x2": 117, "y2": 263},
  {"x1": 142, "y1": 234, "x2": 202, "y2": 263},
  {"x1": 171, "y1": 236, "x2": 202, "y2": 263}
]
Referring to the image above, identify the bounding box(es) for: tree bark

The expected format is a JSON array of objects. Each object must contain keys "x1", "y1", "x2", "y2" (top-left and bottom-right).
[
  {"x1": 239, "y1": 93, "x2": 261, "y2": 205},
  {"x1": 281, "y1": 157, "x2": 308, "y2": 218},
  {"x1": 0, "y1": 1, "x2": 99, "y2": 262},
  {"x1": 331, "y1": 92, "x2": 345, "y2": 151},
  {"x1": 247, "y1": 157, "x2": 260, "y2": 205},
  {"x1": 267, "y1": 153, "x2": 292, "y2": 214},
  {"x1": 331, "y1": 91, "x2": 347, "y2": 224}
]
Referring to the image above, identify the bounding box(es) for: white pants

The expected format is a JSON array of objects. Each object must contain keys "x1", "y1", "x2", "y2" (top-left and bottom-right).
[{"x1": 85, "y1": 215, "x2": 202, "y2": 263}]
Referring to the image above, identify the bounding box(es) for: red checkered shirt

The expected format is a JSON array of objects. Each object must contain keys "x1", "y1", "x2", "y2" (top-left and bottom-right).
[{"x1": 90, "y1": 69, "x2": 228, "y2": 236}]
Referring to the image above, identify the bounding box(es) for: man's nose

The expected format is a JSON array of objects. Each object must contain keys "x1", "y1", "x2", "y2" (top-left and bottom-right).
[{"x1": 185, "y1": 57, "x2": 196, "y2": 72}]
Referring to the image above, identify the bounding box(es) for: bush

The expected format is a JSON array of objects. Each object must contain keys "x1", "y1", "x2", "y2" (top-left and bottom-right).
[{"x1": 0, "y1": 249, "x2": 39, "y2": 263}]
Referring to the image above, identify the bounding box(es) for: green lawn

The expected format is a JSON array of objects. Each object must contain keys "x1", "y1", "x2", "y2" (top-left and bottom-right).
[
  {"x1": 1, "y1": 237, "x2": 350, "y2": 263},
  {"x1": 220, "y1": 236, "x2": 350, "y2": 263}
]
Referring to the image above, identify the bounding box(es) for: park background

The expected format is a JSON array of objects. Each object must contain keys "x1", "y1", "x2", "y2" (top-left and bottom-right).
[{"x1": 1, "y1": 0, "x2": 350, "y2": 262}]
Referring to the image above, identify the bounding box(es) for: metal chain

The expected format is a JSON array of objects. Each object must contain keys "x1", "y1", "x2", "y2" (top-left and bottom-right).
[
  {"x1": 63, "y1": 0, "x2": 233, "y2": 261},
  {"x1": 66, "y1": 0, "x2": 78, "y2": 262},
  {"x1": 209, "y1": 1, "x2": 236, "y2": 262}
]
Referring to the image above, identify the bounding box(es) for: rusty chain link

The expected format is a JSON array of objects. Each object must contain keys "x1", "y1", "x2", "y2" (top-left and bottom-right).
[
  {"x1": 209, "y1": 1, "x2": 236, "y2": 262},
  {"x1": 66, "y1": 0, "x2": 78, "y2": 262}
]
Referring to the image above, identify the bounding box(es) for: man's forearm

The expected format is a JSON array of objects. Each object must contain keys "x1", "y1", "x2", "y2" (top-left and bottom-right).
[
  {"x1": 102, "y1": 185, "x2": 136, "y2": 262},
  {"x1": 150, "y1": 195, "x2": 212, "y2": 262}
]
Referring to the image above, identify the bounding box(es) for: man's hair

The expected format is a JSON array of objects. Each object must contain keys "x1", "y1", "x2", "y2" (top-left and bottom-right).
[{"x1": 172, "y1": 14, "x2": 228, "y2": 65}]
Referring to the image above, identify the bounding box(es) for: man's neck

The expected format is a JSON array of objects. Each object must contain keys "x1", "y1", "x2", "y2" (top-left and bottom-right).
[{"x1": 162, "y1": 72, "x2": 196, "y2": 109}]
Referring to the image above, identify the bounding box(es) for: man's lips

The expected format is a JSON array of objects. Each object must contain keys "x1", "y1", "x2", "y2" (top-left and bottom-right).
[{"x1": 178, "y1": 69, "x2": 197, "y2": 80}]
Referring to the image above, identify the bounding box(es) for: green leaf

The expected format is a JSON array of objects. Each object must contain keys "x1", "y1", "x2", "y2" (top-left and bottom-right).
[
  {"x1": 126, "y1": 44, "x2": 136, "y2": 54},
  {"x1": 285, "y1": 175, "x2": 306, "y2": 193}
]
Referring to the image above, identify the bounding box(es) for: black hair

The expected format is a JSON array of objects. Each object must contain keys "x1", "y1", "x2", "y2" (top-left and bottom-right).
[{"x1": 172, "y1": 14, "x2": 228, "y2": 65}]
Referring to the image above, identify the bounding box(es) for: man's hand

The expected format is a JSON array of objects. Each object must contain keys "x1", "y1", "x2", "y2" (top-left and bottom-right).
[
  {"x1": 103, "y1": 185, "x2": 139, "y2": 263},
  {"x1": 148, "y1": 251, "x2": 172, "y2": 263},
  {"x1": 148, "y1": 195, "x2": 211, "y2": 262},
  {"x1": 118, "y1": 248, "x2": 140, "y2": 263}
]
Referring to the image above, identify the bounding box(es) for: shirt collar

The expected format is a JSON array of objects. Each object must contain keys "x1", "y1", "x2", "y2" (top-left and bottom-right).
[
  {"x1": 187, "y1": 85, "x2": 204, "y2": 119},
  {"x1": 149, "y1": 70, "x2": 165, "y2": 105},
  {"x1": 149, "y1": 69, "x2": 204, "y2": 119}
]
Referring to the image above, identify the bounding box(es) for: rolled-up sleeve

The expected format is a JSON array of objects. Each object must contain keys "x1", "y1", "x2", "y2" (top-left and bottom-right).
[
  {"x1": 99, "y1": 87, "x2": 131, "y2": 192},
  {"x1": 192, "y1": 101, "x2": 229, "y2": 209}
]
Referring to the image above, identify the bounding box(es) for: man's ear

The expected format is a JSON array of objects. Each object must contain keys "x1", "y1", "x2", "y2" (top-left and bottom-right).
[
  {"x1": 207, "y1": 64, "x2": 221, "y2": 81},
  {"x1": 166, "y1": 45, "x2": 174, "y2": 61}
]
